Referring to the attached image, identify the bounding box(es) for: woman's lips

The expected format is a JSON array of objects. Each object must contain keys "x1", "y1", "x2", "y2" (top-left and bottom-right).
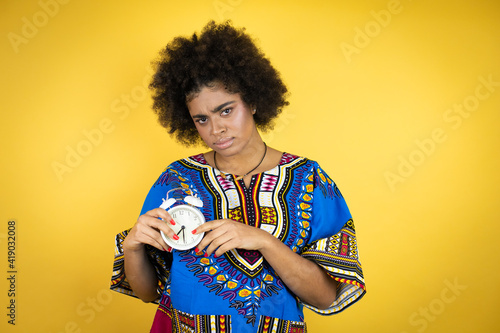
[{"x1": 214, "y1": 137, "x2": 234, "y2": 149}]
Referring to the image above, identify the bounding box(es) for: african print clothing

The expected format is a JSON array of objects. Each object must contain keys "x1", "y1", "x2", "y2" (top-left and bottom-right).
[{"x1": 111, "y1": 153, "x2": 366, "y2": 332}]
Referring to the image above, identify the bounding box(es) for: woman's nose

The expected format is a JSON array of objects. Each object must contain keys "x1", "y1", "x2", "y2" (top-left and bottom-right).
[{"x1": 211, "y1": 119, "x2": 226, "y2": 135}]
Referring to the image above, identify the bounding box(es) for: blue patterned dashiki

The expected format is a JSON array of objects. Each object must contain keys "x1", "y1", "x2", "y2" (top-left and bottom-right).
[{"x1": 111, "y1": 153, "x2": 366, "y2": 333}]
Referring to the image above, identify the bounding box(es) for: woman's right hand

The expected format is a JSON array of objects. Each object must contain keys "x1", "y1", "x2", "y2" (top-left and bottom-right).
[{"x1": 123, "y1": 208, "x2": 177, "y2": 252}]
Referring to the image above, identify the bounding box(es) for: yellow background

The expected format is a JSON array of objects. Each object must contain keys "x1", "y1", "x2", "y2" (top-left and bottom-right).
[{"x1": 1, "y1": 0, "x2": 499, "y2": 332}]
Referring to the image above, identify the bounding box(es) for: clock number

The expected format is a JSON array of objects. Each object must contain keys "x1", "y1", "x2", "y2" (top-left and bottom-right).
[{"x1": 161, "y1": 204, "x2": 205, "y2": 250}]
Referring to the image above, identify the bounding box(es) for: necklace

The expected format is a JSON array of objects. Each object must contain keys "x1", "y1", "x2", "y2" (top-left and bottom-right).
[{"x1": 214, "y1": 142, "x2": 267, "y2": 181}]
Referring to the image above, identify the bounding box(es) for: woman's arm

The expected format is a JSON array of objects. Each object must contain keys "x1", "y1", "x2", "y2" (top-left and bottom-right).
[
  {"x1": 123, "y1": 208, "x2": 177, "y2": 303},
  {"x1": 258, "y1": 233, "x2": 338, "y2": 309},
  {"x1": 194, "y1": 220, "x2": 337, "y2": 309},
  {"x1": 123, "y1": 246, "x2": 160, "y2": 302}
]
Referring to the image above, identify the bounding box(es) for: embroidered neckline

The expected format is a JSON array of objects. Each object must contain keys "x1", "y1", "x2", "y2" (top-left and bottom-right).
[{"x1": 191, "y1": 152, "x2": 299, "y2": 175}]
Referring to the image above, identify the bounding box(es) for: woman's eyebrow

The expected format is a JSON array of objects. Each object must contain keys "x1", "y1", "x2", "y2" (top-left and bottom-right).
[
  {"x1": 211, "y1": 101, "x2": 235, "y2": 113},
  {"x1": 191, "y1": 101, "x2": 236, "y2": 119}
]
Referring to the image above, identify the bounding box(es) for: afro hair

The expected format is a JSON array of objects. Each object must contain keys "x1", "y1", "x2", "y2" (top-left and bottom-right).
[{"x1": 149, "y1": 21, "x2": 289, "y2": 146}]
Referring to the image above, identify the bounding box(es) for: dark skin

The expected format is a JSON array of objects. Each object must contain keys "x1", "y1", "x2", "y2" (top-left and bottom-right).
[{"x1": 123, "y1": 84, "x2": 338, "y2": 308}]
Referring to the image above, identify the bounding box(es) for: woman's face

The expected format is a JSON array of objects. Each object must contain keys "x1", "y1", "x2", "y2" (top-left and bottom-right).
[{"x1": 187, "y1": 84, "x2": 259, "y2": 157}]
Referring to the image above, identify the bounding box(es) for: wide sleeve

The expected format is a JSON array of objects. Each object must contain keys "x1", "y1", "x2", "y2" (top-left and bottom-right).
[
  {"x1": 110, "y1": 229, "x2": 171, "y2": 303},
  {"x1": 109, "y1": 165, "x2": 182, "y2": 302},
  {"x1": 300, "y1": 162, "x2": 366, "y2": 314}
]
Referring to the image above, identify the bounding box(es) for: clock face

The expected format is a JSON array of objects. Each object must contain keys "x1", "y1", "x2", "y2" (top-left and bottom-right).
[{"x1": 160, "y1": 204, "x2": 206, "y2": 250}]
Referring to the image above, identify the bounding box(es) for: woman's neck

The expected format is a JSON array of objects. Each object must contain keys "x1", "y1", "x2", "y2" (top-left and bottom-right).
[{"x1": 213, "y1": 140, "x2": 267, "y2": 177}]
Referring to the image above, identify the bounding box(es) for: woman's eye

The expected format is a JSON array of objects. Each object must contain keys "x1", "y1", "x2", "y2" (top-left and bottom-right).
[
  {"x1": 196, "y1": 117, "x2": 207, "y2": 124},
  {"x1": 221, "y1": 108, "x2": 232, "y2": 116}
]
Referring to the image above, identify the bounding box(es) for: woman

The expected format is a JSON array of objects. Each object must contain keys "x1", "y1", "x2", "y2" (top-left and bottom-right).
[{"x1": 111, "y1": 21, "x2": 365, "y2": 332}]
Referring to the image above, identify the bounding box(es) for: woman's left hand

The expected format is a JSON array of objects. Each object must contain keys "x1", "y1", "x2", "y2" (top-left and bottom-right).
[
  {"x1": 193, "y1": 219, "x2": 271, "y2": 257},
  {"x1": 194, "y1": 218, "x2": 338, "y2": 309}
]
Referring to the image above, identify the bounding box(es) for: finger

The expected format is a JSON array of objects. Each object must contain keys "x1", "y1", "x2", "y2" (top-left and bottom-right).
[
  {"x1": 213, "y1": 238, "x2": 241, "y2": 257},
  {"x1": 200, "y1": 222, "x2": 243, "y2": 256},
  {"x1": 204, "y1": 232, "x2": 234, "y2": 257},
  {"x1": 135, "y1": 219, "x2": 167, "y2": 244},
  {"x1": 196, "y1": 223, "x2": 230, "y2": 252},
  {"x1": 128, "y1": 226, "x2": 168, "y2": 252},
  {"x1": 154, "y1": 222, "x2": 180, "y2": 246},
  {"x1": 135, "y1": 216, "x2": 177, "y2": 251},
  {"x1": 144, "y1": 208, "x2": 179, "y2": 233},
  {"x1": 143, "y1": 229, "x2": 173, "y2": 253},
  {"x1": 145, "y1": 208, "x2": 174, "y2": 224},
  {"x1": 149, "y1": 235, "x2": 169, "y2": 252},
  {"x1": 193, "y1": 219, "x2": 227, "y2": 234},
  {"x1": 140, "y1": 213, "x2": 178, "y2": 241}
]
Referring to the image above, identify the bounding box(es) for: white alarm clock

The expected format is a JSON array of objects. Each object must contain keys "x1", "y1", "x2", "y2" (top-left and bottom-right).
[{"x1": 159, "y1": 187, "x2": 206, "y2": 250}]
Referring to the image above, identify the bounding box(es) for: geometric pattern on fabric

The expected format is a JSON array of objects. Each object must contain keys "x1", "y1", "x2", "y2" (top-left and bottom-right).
[
  {"x1": 228, "y1": 207, "x2": 243, "y2": 223},
  {"x1": 111, "y1": 229, "x2": 171, "y2": 303},
  {"x1": 256, "y1": 316, "x2": 306, "y2": 333},
  {"x1": 169, "y1": 154, "x2": 311, "y2": 326},
  {"x1": 170, "y1": 310, "x2": 231, "y2": 333},
  {"x1": 152, "y1": 294, "x2": 311, "y2": 333},
  {"x1": 259, "y1": 207, "x2": 277, "y2": 225},
  {"x1": 301, "y1": 218, "x2": 366, "y2": 314},
  {"x1": 110, "y1": 152, "x2": 366, "y2": 332}
]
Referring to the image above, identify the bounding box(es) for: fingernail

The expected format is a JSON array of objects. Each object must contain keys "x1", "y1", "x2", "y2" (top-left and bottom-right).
[
  {"x1": 191, "y1": 229, "x2": 197, "y2": 234},
  {"x1": 170, "y1": 219, "x2": 176, "y2": 225},
  {"x1": 194, "y1": 247, "x2": 199, "y2": 253},
  {"x1": 214, "y1": 254, "x2": 218, "y2": 258},
  {"x1": 173, "y1": 235, "x2": 179, "y2": 240},
  {"x1": 204, "y1": 252, "x2": 208, "y2": 257}
]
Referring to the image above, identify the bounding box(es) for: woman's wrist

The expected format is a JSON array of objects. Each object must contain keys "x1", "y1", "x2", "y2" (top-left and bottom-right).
[
  {"x1": 123, "y1": 237, "x2": 146, "y2": 254},
  {"x1": 257, "y1": 230, "x2": 280, "y2": 253}
]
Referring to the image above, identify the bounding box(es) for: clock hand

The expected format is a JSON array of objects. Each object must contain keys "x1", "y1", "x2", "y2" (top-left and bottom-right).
[
  {"x1": 176, "y1": 225, "x2": 185, "y2": 236},
  {"x1": 182, "y1": 228, "x2": 186, "y2": 243}
]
